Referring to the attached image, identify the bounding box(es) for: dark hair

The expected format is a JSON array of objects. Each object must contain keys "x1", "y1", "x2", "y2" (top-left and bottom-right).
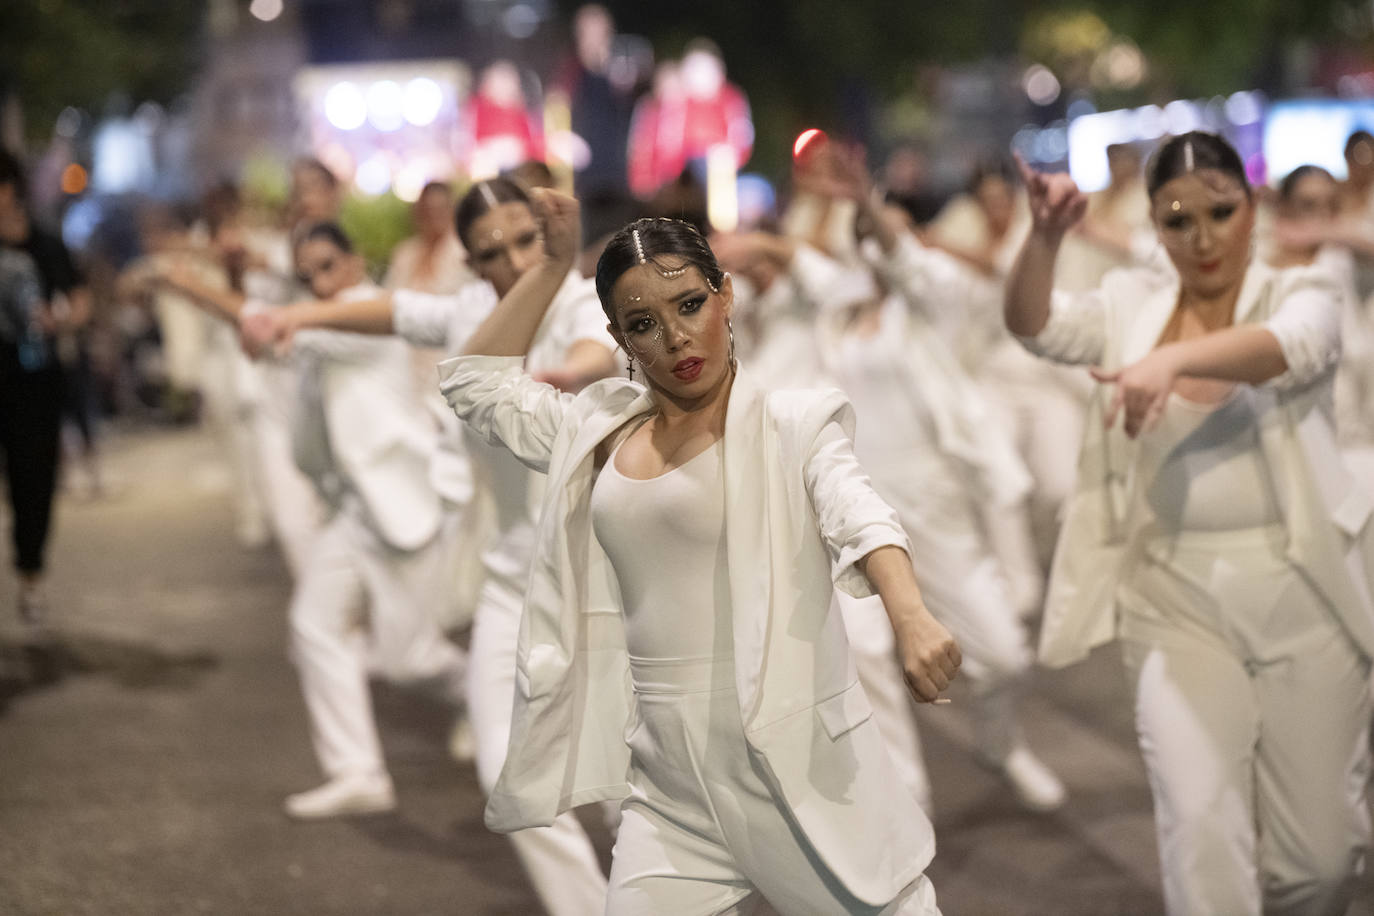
[
  {"x1": 967, "y1": 157, "x2": 1016, "y2": 195},
  {"x1": 1346, "y1": 130, "x2": 1374, "y2": 160},
  {"x1": 1278, "y1": 165, "x2": 1336, "y2": 202},
  {"x1": 292, "y1": 156, "x2": 339, "y2": 190},
  {"x1": 594, "y1": 218, "x2": 725, "y2": 321},
  {"x1": 454, "y1": 177, "x2": 530, "y2": 250},
  {"x1": 0, "y1": 148, "x2": 28, "y2": 203},
  {"x1": 1145, "y1": 131, "x2": 1249, "y2": 199},
  {"x1": 295, "y1": 221, "x2": 355, "y2": 255},
  {"x1": 418, "y1": 181, "x2": 451, "y2": 201},
  {"x1": 201, "y1": 181, "x2": 241, "y2": 234}
]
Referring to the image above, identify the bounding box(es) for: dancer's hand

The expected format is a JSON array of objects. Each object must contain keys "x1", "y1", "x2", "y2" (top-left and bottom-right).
[
  {"x1": 238, "y1": 308, "x2": 282, "y2": 358},
  {"x1": 1092, "y1": 345, "x2": 1184, "y2": 438},
  {"x1": 529, "y1": 188, "x2": 581, "y2": 270},
  {"x1": 1015, "y1": 152, "x2": 1087, "y2": 241},
  {"x1": 893, "y1": 607, "x2": 962, "y2": 704}
]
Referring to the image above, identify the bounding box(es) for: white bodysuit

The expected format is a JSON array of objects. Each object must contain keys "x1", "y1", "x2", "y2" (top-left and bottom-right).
[{"x1": 591, "y1": 436, "x2": 936, "y2": 915}]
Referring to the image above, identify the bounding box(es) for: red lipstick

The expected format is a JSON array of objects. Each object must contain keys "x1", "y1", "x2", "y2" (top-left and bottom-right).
[{"x1": 672, "y1": 357, "x2": 704, "y2": 381}]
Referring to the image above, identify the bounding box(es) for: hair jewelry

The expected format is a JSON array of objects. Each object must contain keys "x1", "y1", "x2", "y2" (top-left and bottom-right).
[
  {"x1": 478, "y1": 181, "x2": 499, "y2": 209},
  {"x1": 632, "y1": 228, "x2": 646, "y2": 264}
]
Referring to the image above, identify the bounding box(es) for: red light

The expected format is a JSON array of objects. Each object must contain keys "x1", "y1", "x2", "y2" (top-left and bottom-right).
[{"x1": 793, "y1": 128, "x2": 827, "y2": 161}]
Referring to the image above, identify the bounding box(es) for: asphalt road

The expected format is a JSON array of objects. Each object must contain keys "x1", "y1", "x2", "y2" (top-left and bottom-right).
[{"x1": 1, "y1": 424, "x2": 1369, "y2": 915}]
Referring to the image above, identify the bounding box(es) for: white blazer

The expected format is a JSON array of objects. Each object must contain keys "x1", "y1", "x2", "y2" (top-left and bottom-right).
[
  {"x1": 440, "y1": 355, "x2": 935, "y2": 906},
  {"x1": 1019, "y1": 260, "x2": 1374, "y2": 667},
  {"x1": 288, "y1": 283, "x2": 442, "y2": 552}
]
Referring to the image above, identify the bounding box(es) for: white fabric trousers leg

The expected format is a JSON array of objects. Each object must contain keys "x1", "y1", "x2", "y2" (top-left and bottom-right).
[
  {"x1": 1120, "y1": 526, "x2": 1372, "y2": 916},
  {"x1": 289, "y1": 508, "x2": 465, "y2": 780},
  {"x1": 606, "y1": 657, "x2": 941, "y2": 916},
  {"x1": 838, "y1": 593, "x2": 933, "y2": 815},
  {"x1": 468, "y1": 577, "x2": 608, "y2": 916},
  {"x1": 251, "y1": 366, "x2": 324, "y2": 578},
  {"x1": 881, "y1": 471, "x2": 1035, "y2": 763}
]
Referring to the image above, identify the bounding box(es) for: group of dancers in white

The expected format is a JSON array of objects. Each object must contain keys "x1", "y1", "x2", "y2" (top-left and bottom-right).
[{"x1": 142, "y1": 127, "x2": 1374, "y2": 915}]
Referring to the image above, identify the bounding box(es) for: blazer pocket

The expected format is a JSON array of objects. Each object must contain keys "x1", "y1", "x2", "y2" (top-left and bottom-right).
[
  {"x1": 814, "y1": 681, "x2": 874, "y2": 741},
  {"x1": 515, "y1": 644, "x2": 567, "y2": 700},
  {"x1": 1333, "y1": 485, "x2": 1374, "y2": 538}
]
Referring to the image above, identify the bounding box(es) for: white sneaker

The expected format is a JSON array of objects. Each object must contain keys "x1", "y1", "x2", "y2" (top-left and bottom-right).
[
  {"x1": 447, "y1": 715, "x2": 477, "y2": 763},
  {"x1": 283, "y1": 773, "x2": 396, "y2": 820},
  {"x1": 989, "y1": 746, "x2": 1067, "y2": 813}
]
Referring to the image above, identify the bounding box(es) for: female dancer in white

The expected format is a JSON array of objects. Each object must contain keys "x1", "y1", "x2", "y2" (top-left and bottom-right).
[
  {"x1": 250, "y1": 178, "x2": 616, "y2": 916},
  {"x1": 158, "y1": 222, "x2": 467, "y2": 819},
  {"x1": 1006, "y1": 131, "x2": 1374, "y2": 916},
  {"x1": 441, "y1": 189, "x2": 960, "y2": 914}
]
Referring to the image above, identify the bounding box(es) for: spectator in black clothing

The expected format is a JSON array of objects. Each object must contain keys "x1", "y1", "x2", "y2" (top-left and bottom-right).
[{"x1": 0, "y1": 147, "x2": 85, "y2": 626}]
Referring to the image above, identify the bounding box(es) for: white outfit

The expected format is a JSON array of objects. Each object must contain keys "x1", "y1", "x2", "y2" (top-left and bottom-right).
[
  {"x1": 792, "y1": 241, "x2": 1051, "y2": 782},
  {"x1": 441, "y1": 355, "x2": 941, "y2": 913},
  {"x1": 392, "y1": 273, "x2": 612, "y2": 916},
  {"x1": 1020, "y1": 259, "x2": 1374, "y2": 915},
  {"x1": 242, "y1": 231, "x2": 325, "y2": 576},
  {"x1": 593, "y1": 439, "x2": 934, "y2": 915},
  {"x1": 283, "y1": 282, "x2": 466, "y2": 784}
]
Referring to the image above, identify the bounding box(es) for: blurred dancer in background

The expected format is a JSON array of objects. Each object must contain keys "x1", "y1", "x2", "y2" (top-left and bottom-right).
[
  {"x1": 157, "y1": 221, "x2": 467, "y2": 820},
  {"x1": 1008, "y1": 132, "x2": 1374, "y2": 916}
]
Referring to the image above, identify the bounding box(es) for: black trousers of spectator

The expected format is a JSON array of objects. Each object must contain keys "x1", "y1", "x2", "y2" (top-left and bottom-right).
[{"x1": 0, "y1": 347, "x2": 63, "y2": 575}]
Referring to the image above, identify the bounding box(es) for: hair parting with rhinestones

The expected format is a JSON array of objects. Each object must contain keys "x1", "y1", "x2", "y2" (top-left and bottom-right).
[
  {"x1": 1145, "y1": 131, "x2": 1250, "y2": 201},
  {"x1": 454, "y1": 177, "x2": 531, "y2": 251},
  {"x1": 593, "y1": 218, "x2": 726, "y2": 323}
]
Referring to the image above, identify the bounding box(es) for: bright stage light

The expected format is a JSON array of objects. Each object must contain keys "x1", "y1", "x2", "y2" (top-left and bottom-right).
[
  {"x1": 355, "y1": 154, "x2": 392, "y2": 195},
  {"x1": 367, "y1": 81, "x2": 405, "y2": 132},
  {"x1": 249, "y1": 0, "x2": 283, "y2": 22},
  {"x1": 403, "y1": 78, "x2": 443, "y2": 127},
  {"x1": 324, "y1": 82, "x2": 367, "y2": 131},
  {"x1": 793, "y1": 128, "x2": 826, "y2": 161}
]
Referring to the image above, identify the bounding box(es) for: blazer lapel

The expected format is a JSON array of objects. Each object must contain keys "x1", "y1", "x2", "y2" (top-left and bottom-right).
[
  {"x1": 721, "y1": 369, "x2": 772, "y2": 719},
  {"x1": 1119, "y1": 278, "x2": 1180, "y2": 367}
]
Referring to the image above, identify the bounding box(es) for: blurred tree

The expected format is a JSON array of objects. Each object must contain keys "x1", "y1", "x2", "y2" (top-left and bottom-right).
[{"x1": 0, "y1": 0, "x2": 203, "y2": 145}]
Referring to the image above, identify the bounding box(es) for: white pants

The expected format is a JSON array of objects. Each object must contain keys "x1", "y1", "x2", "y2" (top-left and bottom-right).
[
  {"x1": 1121, "y1": 526, "x2": 1372, "y2": 916},
  {"x1": 877, "y1": 461, "x2": 1035, "y2": 763},
  {"x1": 468, "y1": 576, "x2": 608, "y2": 916},
  {"x1": 252, "y1": 365, "x2": 324, "y2": 577},
  {"x1": 199, "y1": 337, "x2": 268, "y2": 544},
  {"x1": 289, "y1": 505, "x2": 466, "y2": 780},
  {"x1": 607, "y1": 657, "x2": 941, "y2": 916},
  {"x1": 840, "y1": 594, "x2": 932, "y2": 815},
  {"x1": 978, "y1": 340, "x2": 1089, "y2": 568}
]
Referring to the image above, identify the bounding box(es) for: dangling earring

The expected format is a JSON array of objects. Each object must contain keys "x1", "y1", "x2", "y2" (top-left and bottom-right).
[
  {"x1": 727, "y1": 320, "x2": 737, "y2": 368},
  {"x1": 626, "y1": 353, "x2": 635, "y2": 381}
]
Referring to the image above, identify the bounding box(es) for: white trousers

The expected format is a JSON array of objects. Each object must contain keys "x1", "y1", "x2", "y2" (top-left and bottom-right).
[
  {"x1": 877, "y1": 462, "x2": 1036, "y2": 763},
  {"x1": 1120, "y1": 526, "x2": 1372, "y2": 916},
  {"x1": 840, "y1": 594, "x2": 932, "y2": 815},
  {"x1": 289, "y1": 505, "x2": 466, "y2": 780},
  {"x1": 607, "y1": 657, "x2": 941, "y2": 916},
  {"x1": 251, "y1": 365, "x2": 324, "y2": 578},
  {"x1": 468, "y1": 577, "x2": 609, "y2": 916}
]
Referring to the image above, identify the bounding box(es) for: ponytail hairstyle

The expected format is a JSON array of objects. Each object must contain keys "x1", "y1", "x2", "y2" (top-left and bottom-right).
[
  {"x1": 1145, "y1": 131, "x2": 1250, "y2": 200},
  {"x1": 454, "y1": 177, "x2": 531, "y2": 251},
  {"x1": 593, "y1": 217, "x2": 726, "y2": 323}
]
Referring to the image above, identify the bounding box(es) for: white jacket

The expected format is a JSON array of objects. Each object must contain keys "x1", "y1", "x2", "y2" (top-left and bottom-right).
[
  {"x1": 1019, "y1": 260, "x2": 1374, "y2": 667},
  {"x1": 288, "y1": 283, "x2": 442, "y2": 552},
  {"x1": 440, "y1": 355, "x2": 935, "y2": 906}
]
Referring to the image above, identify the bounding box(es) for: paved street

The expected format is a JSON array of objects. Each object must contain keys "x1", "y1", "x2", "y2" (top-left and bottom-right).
[{"x1": 1, "y1": 424, "x2": 1371, "y2": 915}]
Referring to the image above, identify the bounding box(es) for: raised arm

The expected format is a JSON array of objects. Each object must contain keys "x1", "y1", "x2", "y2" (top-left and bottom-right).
[
  {"x1": 1004, "y1": 154, "x2": 1088, "y2": 337},
  {"x1": 462, "y1": 189, "x2": 581, "y2": 357}
]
